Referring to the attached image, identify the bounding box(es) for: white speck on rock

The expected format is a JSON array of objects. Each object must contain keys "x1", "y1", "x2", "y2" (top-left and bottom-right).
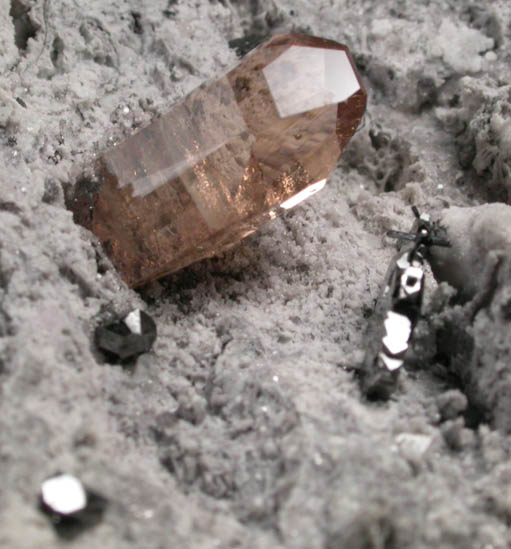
[{"x1": 396, "y1": 433, "x2": 433, "y2": 462}]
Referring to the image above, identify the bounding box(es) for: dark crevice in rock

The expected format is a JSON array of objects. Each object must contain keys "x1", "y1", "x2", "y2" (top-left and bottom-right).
[
  {"x1": 228, "y1": 33, "x2": 267, "y2": 57},
  {"x1": 47, "y1": 149, "x2": 62, "y2": 165},
  {"x1": 6, "y1": 136, "x2": 17, "y2": 147},
  {"x1": 64, "y1": 176, "x2": 99, "y2": 230},
  {"x1": 365, "y1": 63, "x2": 397, "y2": 104},
  {"x1": 0, "y1": 307, "x2": 15, "y2": 337},
  {"x1": 462, "y1": 399, "x2": 488, "y2": 430},
  {"x1": 58, "y1": 265, "x2": 95, "y2": 299},
  {"x1": 42, "y1": 179, "x2": 62, "y2": 204},
  {"x1": 467, "y1": 256, "x2": 503, "y2": 321},
  {"x1": 434, "y1": 359, "x2": 489, "y2": 430},
  {"x1": 344, "y1": 127, "x2": 414, "y2": 192},
  {"x1": 462, "y1": 4, "x2": 502, "y2": 48},
  {"x1": 457, "y1": 148, "x2": 511, "y2": 205},
  {"x1": 0, "y1": 253, "x2": 13, "y2": 294},
  {"x1": 352, "y1": 52, "x2": 369, "y2": 75},
  {"x1": 0, "y1": 201, "x2": 22, "y2": 215},
  {"x1": 130, "y1": 12, "x2": 143, "y2": 35},
  {"x1": 94, "y1": 247, "x2": 109, "y2": 276},
  {"x1": 434, "y1": 321, "x2": 491, "y2": 431},
  {"x1": 229, "y1": 0, "x2": 285, "y2": 37},
  {"x1": 9, "y1": 0, "x2": 39, "y2": 52},
  {"x1": 79, "y1": 18, "x2": 119, "y2": 69},
  {"x1": 50, "y1": 35, "x2": 64, "y2": 69},
  {"x1": 416, "y1": 77, "x2": 439, "y2": 111},
  {"x1": 326, "y1": 512, "x2": 397, "y2": 549}
]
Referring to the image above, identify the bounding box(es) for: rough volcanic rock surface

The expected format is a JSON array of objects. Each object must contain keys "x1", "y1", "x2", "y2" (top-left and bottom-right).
[{"x1": 0, "y1": 1, "x2": 510, "y2": 548}]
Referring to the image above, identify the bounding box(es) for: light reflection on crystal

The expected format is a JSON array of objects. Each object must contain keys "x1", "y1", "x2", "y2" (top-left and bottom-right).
[
  {"x1": 109, "y1": 76, "x2": 248, "y2": 203},
  {"x1": 280, "y1": 179, "x2": 327, "y2": 209},
  {"x1": 400, "y1": 266, "x2": 423, "y2": 296},
  {"x1": 263, "y1": 47, "x2": 361, "y2": 118},
  {"x1": 379, "y1": 353, "x2": 403, "y2": 372},
  {"x1": 124, "y1": 309, "x2": 143, "y2": 334},
  {"x1": 382, "y1": 311, "x2": 412, "y2": 355},
  {"x1": 396, "y1": 253, "x2": 411, "y2": 270},
  {"x1": 41, "y1": 474, "x2": 87, "y2": 515}
]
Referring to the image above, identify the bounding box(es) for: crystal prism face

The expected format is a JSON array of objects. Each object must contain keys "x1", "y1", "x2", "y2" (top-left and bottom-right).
[{"x1": 69, "y1": 34, "x2": 366, "y2": 287}]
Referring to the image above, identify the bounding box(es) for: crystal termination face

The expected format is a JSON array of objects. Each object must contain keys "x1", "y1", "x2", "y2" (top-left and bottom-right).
[{"x1": 69, "y1": 34, "x2": 367, "y2": 287}]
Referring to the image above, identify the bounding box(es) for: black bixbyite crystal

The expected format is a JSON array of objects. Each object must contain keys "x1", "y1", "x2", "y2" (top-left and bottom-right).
[
  {"x1": 95, "y1": 309, "x2": 157, "y2": 362},
  {"x1": 359, "y1": 207, "x2": 450, "y2": 400},
  {"x1": 39, "y1": 474, "x2": 107, "y2": 539}
]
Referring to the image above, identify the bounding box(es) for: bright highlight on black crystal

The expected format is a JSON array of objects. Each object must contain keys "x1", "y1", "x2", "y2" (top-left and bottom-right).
[
  {"x1": 359, "y1": 207, "x2": 450, "y2": 400},
  {"x1": 39, "y1": 473, "x2": 106, "y2": 538}
]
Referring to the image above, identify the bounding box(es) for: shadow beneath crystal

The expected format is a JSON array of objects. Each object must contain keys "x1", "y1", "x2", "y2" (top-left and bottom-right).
[
  {"x1": 39, "y1": 489, "x2": 107, "y2": 540},
  {"x1": 136, "y1": 229, "x2": 277, "y2": 312}
]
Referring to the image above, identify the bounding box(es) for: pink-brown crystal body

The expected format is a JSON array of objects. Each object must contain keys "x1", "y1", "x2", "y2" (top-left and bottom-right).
[{"x1": 72, "y1": 34, "x2": 366, "y2": 287}]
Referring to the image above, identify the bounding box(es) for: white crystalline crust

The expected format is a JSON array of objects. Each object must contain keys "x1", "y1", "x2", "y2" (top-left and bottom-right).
[{"x1": 432, "y1": 20, "x2": 494, "y2": 73}]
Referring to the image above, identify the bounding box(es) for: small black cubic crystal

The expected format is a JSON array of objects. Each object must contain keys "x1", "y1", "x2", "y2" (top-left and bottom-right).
[
  {"x1": 95, "y1": 309, "x2": 157, "y2": 362},
  {"x1": 39, "y1": 473, "x2": 107, "y2": 539}
]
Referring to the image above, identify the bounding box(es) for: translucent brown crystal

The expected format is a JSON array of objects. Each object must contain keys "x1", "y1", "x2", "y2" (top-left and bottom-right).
[{"x1": 69, "y1": 34, "x2": 367, "y2": 287}]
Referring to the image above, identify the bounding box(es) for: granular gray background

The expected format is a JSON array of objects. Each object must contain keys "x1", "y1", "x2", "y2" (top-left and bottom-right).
[{"x1": 1, "y1": 0, "x2": 510, "y2": 547}]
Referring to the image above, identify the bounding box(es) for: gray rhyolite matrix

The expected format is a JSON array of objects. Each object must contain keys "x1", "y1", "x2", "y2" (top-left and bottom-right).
[{"x1": 1, "y1": 1, "x2": 510, "y2": 548}]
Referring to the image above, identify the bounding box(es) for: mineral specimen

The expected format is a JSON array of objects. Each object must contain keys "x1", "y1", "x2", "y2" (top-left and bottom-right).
[
  {"x1": 39, "y1": 474, "x2": 106, "y2": 537},
  {"x1": 360, "y1": 208, "x2": 450, "y2": 400},
  {"x1": 68, "y1": 34, "x2": 366, "y2": 287},
  {"x1": 95, "y1": 309, "x2": 157, "y2": 362}
]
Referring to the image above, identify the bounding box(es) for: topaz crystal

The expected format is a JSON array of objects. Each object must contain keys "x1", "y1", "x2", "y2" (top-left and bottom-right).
[{"x1": 69, "y1": 34, "x2": 366, "y2": 287}]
